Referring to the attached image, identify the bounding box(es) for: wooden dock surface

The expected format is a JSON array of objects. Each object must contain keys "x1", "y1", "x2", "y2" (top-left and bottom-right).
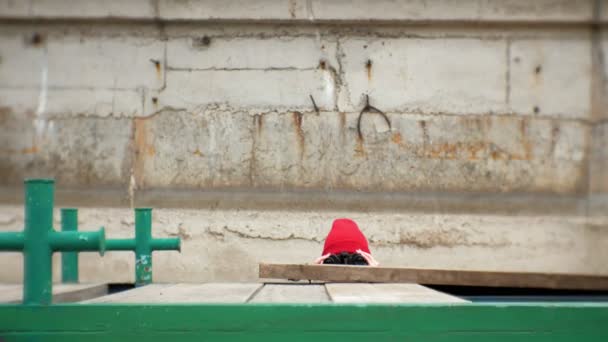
[
  {"x1": 83, "y1": 282, "x2": 467, "y2": 304},
  {"x1": 0, "y1": 283, "x2": 108, "y2": 303}
]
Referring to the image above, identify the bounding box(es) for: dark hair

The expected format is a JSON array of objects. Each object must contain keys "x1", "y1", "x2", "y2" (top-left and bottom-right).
[{"x1": 322, "y1": 252, "x2": 368, "y2": 265}]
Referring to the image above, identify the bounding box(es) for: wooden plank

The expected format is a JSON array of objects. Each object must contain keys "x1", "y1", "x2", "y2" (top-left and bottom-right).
[
  {"x1": 84, "y1": 283, "x2": 262, "y2": 303},
  {"x1": 249, "y1": 284, "x2": 330, "y2": 303},
  {"x1": 259, "y1": 263, "x2": 608, "y2": 290},
  {"x1": 326, "y1": 283, "x2": 468, "y2": 303},
  {"x1": 0, "y1": 283, "x2": 108, "y2": 303}
]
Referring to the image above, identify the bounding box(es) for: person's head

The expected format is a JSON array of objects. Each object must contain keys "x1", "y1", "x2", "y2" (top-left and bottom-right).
[
  {"x1": 323, "y1": 218, "x2": 370, "y2": 255},
  {"x1": 319, "y1": 218, "x2": 376, "y2": 266},
  {"x1": 322, "y1": 251, "x2": 369, "y2": 265}
]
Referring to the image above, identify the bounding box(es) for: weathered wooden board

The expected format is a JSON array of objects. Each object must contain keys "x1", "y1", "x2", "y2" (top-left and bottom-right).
[
  {"x1": 326, "y1": 283, "x2": 468, "y2": 303},
  {"x1": 259, "y1": 263, "x2": 608, "y2": 290},
  {"x1": 84, "y1": 283, "x2": 262, "y2": 303},
  {"x1": 0, "y1": 283, "x2": 108, "y2": 303},
  {"x1": 250, "y1": 284, "x2": 330, "y2": 303}
]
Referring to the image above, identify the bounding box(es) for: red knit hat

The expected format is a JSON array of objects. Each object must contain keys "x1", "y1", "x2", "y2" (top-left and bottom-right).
[{"x1": 322, "y1": 218, "x2": 371, "y2": 255}]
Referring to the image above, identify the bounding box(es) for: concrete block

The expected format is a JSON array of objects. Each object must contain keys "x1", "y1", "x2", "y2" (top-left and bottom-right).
[
  {"x1": 509, "y1": 38, "x2": 591, "y2": 119},
  {"x1": 589, "y1": 122, "x2": 608, "y2": 194},
  {"x1": 0, "y1": 34, "x2": 164, "y2": 90},
  {"x1": 29, "y1": 0, "x2": 156, "y2": 19},
  {"x1": 478, "y1": 0, "x2": 593, "y2": 22},
  {"x1": 167, "y1": 37, "x2": 338, "y2": 70},
  {"x1": 310, "y1": 0, "x2": 480, "y2": 21},
  {"x1": 134, "y1": 108, "x2": 254, "y2": 189},
  {"x1": 158, "y1": 0, "x2": 308, "y2": 20},
  {"x1": 311, "y1": 0, "x2": 592, "y2": 22},
  {"x1": 0, "y1": 109, "x2": 132, "y2": 187},
  {"x1": 0, "y1": 35, "x2": 45, "y2": 88},
  {"x1": 0, "y1": 0, "x2": 30, "y2": 17},
  {"x1": 339, "y1": 38, "x2": 506, "y2": 114},
  {"x1": 0, "y1": 88, "x2": 143, "y2": 117},
  {"x1": 155, "y1": 69, "x2": 335, "y2": 113}
]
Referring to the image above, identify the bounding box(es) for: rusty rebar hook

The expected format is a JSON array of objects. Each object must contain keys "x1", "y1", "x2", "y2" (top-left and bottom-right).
[{"x1": 356, "y1": 94, "x2": 390, "y2": 140}]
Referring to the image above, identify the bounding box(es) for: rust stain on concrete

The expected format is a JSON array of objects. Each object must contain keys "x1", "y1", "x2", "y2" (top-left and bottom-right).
[
  {"x1": 154, "y1": 61, "x2": 161, "y2": 79},
  {"x1": 550, "y1": 123, "x2": 560, "y2": 156},
  {"x1": 133, "y1": 117, "x2": 154, "y2": 188},
  {"x1": 391, "y1": 132, "x2": 405, "y2": 147},
  {"x1": 365, "y1": 59, "x2": 372, "y2": 81},
  {"x1": 254, "y1": 113, "x2": 263, "y2": 137},
  {"x1": 466, "y1": 142, "x2": 486, "y2": 160},
  {"x1": 192, "y1": 148, "x2": 204, "y2": 157},
  {"x1": 20, "y1": 146, "x2": 39, "y2": 154},
  {"x1": 426, "y1": 143, "x2": 458, "y2": 160},
  {"x1": 249, "y1": 115, "x2": 262, "y2": 186},
  {"x1": 519, "y1": 118, "x2": 533, "y2": 160},
  {"x1": 292, "y1": 111, "x2": 305, "y2": 160}
]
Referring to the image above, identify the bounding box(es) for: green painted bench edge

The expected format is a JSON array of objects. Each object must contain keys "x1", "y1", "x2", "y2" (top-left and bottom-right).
[{"x1": 1, "y1": 303, "x2": 607, "y2": 341}]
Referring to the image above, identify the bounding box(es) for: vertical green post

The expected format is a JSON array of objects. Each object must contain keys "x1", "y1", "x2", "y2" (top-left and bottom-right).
[
  {"x1": 23, "y1": 179, "x2": 54, "y2": 305},
  {"x1": 61, "y1": 208, "x2": 79, "y2": 283},
  {"x1": 135, "y1": 208, "x2": 152, "y2": 287}
]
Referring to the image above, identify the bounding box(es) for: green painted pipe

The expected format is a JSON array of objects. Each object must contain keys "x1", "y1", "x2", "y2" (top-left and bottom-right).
[
  {"x1": 132, "y1": 208, "x2": 181, "y2": 287},
  {"x1": 105, "y1": 239, "x2": 136, "y2": 250},
  {"x1": 0, "y1": 232, "x2": 25, "y2": 250},
  {"x1": 61, "y1": 209, "x2": 78, "y2": 283},
  {"x1": 49, "y1": 230, "x2": 106, "y2": 252},
  {"x1": 105, "y1": 208, "x2": 181, "y2": 286},
  {"x1": 0, "y1": 179, "x2": 107, "y2": 305},
  {"x1": 150, "y1": 238, "x2": 181, "y2": 251},
  {"x1": 61, "y1": 208, "x2": 180, "y2": 286},
  {"x1": 135, "y1": 208, "x2": 153, "y2": 287},
  {"x1": 23, "y1": 179, "x2": 55, "y2": 305}
]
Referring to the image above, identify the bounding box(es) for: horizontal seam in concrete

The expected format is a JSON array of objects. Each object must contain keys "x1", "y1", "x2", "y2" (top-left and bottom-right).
[
  {"x1": 14, "y1": 108, "x2": 594, "y2": 125},
  {"x1": 165, "y1": 67, "x2": 318, "y2": 72},
  {"x1": 0, "y1": 85, "x2": 150, "y2": 92},
  {"x1": 0, "y1": 23, "x2": 591, "y2": 42},
  {"x1": 0, "y1": 16, "x2": 606, "y2": 26}
]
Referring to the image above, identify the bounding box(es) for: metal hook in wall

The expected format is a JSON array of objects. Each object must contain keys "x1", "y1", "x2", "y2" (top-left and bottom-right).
[{"x1": 356, "y1": 94, "x2": 390, "y2": 140}]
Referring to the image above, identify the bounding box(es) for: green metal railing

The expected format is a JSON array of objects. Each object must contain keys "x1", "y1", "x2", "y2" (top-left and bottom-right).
[
  {"x1": 0, "y1": 179, "x2": 181, "y2": 304},
  {"x1": 61, "y1": 208, "x2": 181, "y2": 287},
  {"x1": 60, "y1": 208, "x2": 79, "y2": 283},
  {"x1": 0, "y1": 179, "x2": 106, "y2": 305}
]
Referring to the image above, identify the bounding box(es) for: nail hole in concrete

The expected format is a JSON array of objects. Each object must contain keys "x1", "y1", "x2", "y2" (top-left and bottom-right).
[
  {"x1": 535, "y1": 65, "x2": 542, "y2": 74},
  {"x1": 318, "y1": 60, "x2": 326, "y2": 69},
  {"x1": 28, "y1": 33, "x2": 44, "y2": 46},
  {"x1": 193, "y1": 36, "x2": 211, "y2": 47},
  {"x1": 533, "y1": 106, "x2": 540, "y2": 114},
  {"x1": 152, "y1": 97, "x2": 158, "y2": 105}
]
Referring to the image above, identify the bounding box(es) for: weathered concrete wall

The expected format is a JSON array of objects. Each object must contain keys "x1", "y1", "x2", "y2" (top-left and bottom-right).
[
  {"x1": 1, "y1": 0, "x2": 607, "y2": 282},
  {"x1": 0, "y1": 24, "x2": 596, "y2": 200}
]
